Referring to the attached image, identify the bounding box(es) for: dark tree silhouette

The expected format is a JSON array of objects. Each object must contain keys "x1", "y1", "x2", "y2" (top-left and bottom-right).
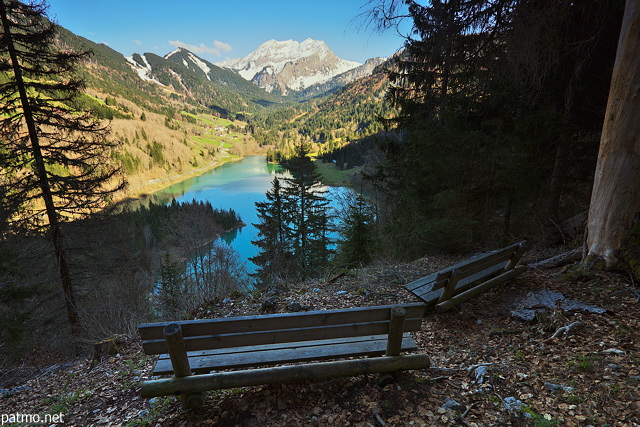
[{"x1": 0, "y1": 0, "x2": 123, "y2": 343}]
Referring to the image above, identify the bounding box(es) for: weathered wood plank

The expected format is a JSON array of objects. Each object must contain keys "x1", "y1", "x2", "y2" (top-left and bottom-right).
[
  {"x1": 140, "y1": 303, "x2": 426, "y2": 341},
  {"x1": 153, "y1": 334, "x2": 418, "y2": 375},
  {"x1": 163, "y1": 324, "x2": 204, "y2": 408},
  {"x1": 435, "y1": 266, "x2": 527, "y2": 313},
  {"x1": 411, "y1": 262, "x2": 508, "y2": 303},
  {"x1": 143, "y1": 318, "x2": 423, "y2": 354},
  {"x1": 447, "y1": 241, "x2": 522, "y2": 272},
  {"x1": 141, "y1": 354, "x2": 432, "y2": 398},
  {"x1": 163, "y1": 324, "x2": 191, "y2": 377},
  {"x1": 404, "y1": 271, "x2": 450, "y2": 291},
  {"x1": 405, "y1": 276, "x2": 449, "y2": 298},
  {"x1": 157, "y1": 334, "x2": 401, "y2": 360},
  {"x1": 385, "y1": 307, "x2": 407, "y2": 356},
  {"x1": 419, "y1": 250, "x2": 515, "y2": 294},
  {"x1": 504, "y1": 242, "x2": 528, "y2": 271},
  {"x1": 437, "y1": 269, "x2": 462, "y2": 304}
]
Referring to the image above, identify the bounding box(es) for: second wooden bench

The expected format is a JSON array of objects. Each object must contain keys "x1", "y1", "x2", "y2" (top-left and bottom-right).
[{"x1": 405, "y1": 241, "x2": 527, "y2": 312}]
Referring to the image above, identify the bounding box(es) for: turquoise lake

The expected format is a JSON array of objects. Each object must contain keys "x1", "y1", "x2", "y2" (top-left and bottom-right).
[{"x1": 145, "y1": 155, "x2": 348, "y2": 273}]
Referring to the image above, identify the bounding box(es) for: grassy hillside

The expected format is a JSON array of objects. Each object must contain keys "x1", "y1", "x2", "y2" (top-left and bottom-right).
[
  {"x1": 54, "y1": 25, "x2": 267, "y2": 199},
  {"x1": 163, "y1": 48, "x2": 286, "y2": 111},
  {"x1": 106, "y1": 104, "x2": 263, "y2": 198},
  {"x1": 53, "y1": 22, "x2": 396, "y2": 198},
  {"x1": 249, "y1": 60, "x2": 394, "y2": 161}
]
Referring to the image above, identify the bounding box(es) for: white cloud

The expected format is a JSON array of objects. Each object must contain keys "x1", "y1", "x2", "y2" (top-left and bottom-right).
[
  {"x1": 133, "y1": 39, "x2": 143, "y2": 46},
  {"x1": 168, "y1": 40, "x2": 233, "y2": 57},
  {"x1": 213, "y1": 40, "x2": 232, "y2": 52}
]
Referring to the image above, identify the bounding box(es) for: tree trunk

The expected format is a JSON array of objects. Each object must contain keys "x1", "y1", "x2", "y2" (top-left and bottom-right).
[
  {"x1": 586, "y1": 0, "x2": 640, "y2": 267},
  {"x1": 543, "y1": 132, "x2": 571, "y2": 224}
]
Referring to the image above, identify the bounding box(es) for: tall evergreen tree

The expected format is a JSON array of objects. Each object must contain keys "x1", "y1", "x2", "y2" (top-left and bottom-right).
[
  {"x1": 252, "y1": 145, "x2": 333, "y2": 284},
  {"x1": 0, "y1": 0, "x2": 123, "y2": 341},
  {"x1": 365, "y1": 0, "x2": 513, "y2": 255},
  {"x1": 157, "y1": 252, "x2": 186, "y2": 320},
  {"x1": 282, "y1": 142, "x2": 333, "y2": 278},
  {"x1": 250, "y1": 177, "x2": 294, "y2": 286},
  {"x1": 336, "y1": 193, "x2": 377, "y2": 265}
]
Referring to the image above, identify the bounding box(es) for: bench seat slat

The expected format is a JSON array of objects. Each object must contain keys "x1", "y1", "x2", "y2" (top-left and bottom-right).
[
  {"x1": 404, "y1": 271, "x2": 450, "y2": 291},
  {"x1": 158, "y1": 334, "x2": 399, "y2": 359},
  {"x1": 153, "y1": 334, "x2": 418, "y2": 375},
  {"x1": 142, "y1": 317, "x2": 423, "y2": 354},
  {"x1": 139, "y1": 303, "x2": 427, "y2": 341}
]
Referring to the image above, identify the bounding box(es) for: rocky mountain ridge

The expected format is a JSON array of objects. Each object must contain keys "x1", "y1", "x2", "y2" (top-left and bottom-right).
[
  {"x1": 216, "y1": 38, "x2": 368, "y2": 95},
  {"x1": 298, "y1": 56, "x2": 388, "y2": 98}
]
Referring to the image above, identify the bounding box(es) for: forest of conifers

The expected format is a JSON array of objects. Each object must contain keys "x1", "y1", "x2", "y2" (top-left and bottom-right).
[{"x1": 357, "y1": 0, "x2": 624, "y2": 257}]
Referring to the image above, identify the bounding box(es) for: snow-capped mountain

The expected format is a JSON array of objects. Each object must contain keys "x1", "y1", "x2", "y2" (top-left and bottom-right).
[
  {"x1": 217, "y1": 39, "x2": 362, "y2": 95},
  {"x1": 298, "y1": 57, "x2": 388, "y2": 98},
  {"x1": 127, "y1": 53, "x2": 165, "y2": 86},
  {"x1": 124, "y1": 49, "x2": 284, "y2": 113},
  {"x1": 164, "y1": 48, "x2": 214, "y2": 80}
]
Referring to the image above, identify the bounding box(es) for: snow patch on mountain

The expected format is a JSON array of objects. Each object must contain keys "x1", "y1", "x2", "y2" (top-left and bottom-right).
[
  {"x1": 126, "y1": 54, "x2": 165, "y2": 86},
  {"x1": 164, "y1": 49, "x2": 182, "y2": 59},
  {"x1": 187, "y1": 52, "x2": 211, "y2": 78},
  {"x1": 165, "y1": 48, "x2": 214, "y2": 80}
]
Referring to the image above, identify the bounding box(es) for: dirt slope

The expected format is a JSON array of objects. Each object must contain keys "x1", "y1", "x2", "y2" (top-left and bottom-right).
[{"x1": 1, "y1": 255, "x2": 638, "y2": 426}]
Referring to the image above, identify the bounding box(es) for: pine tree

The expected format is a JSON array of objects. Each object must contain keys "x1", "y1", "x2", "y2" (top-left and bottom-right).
[
  {"x1": 0, "y1": 0, "x2": 123, "y2": 341},
  {"x1": 252, "y1": 145, "x2": 334, "y2": 284},
  {"x1": 282, "y1": 142, "x2": 332, "y2": 278},
  {"x1": 336, "y1": 193, "x2": 376, "y2": 265},
  {"x1": 157, "y1": 252, "x2": 186, "y2": 320},
  {"x1": 250, "y1": 177, "x2": 294, "y2": 286},
  {"x1": 363, "y1": 0, "x2": 620, "y2": 254}
]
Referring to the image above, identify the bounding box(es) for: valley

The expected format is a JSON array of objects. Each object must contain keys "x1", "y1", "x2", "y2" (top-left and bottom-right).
[
  {"x1": 56, "y1": 25, "x2": 392, "y2": 200},
  {"x1": 107, "y1": 105, "x2": 264, "y2": 200}
]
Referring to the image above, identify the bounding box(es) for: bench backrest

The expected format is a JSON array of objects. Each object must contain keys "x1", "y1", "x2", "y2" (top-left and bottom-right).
[
  {"x1": 405, "y1": 241, "x2": 527, "y2": 304},
  {"x1": 140, "y1": 303, "x2": 427, "y2": 355}
]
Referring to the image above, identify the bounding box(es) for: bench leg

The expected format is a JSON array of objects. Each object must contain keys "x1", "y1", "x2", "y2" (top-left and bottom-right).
[
  {"x1": 164, "y1": 323, "x2": 205, "y2": 409},
  {"x1": 378, "y1": 306, "x2": 407, "y2": 386},
  {"x1": 437, "y1": 269, "x2": 462, "y2": 304}
]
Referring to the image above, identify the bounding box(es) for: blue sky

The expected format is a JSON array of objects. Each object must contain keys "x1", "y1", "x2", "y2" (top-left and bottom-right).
[{"x1": 47, "y1": 0, "x2": 408, "y2": 64}]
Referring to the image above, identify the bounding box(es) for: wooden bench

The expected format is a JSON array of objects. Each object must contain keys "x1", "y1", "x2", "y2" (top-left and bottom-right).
[
  {"x1": 405, "y1": 241, "x2": 527, "y2": 313},
  {"x1": 138, "y1": 303, "x2": 429, "y2": 408}
]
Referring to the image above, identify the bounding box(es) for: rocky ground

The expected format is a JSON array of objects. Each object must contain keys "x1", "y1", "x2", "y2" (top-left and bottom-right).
[{"x1": 1, "y1": 250, "x2": 639, "y2": 426}]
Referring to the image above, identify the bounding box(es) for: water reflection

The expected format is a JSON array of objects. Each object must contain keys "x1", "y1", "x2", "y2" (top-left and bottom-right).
[
  {"x1": 143, "y1": 155, "x2": 352, "y2": 274},
  {"x1": 145, "y1": 156, "x2": 288, "y2": 273}
]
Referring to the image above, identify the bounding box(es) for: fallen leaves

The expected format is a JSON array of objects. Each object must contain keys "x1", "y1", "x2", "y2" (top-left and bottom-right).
[{"x1": 0, "y1": 255, "x2": 639, "y2": 426}]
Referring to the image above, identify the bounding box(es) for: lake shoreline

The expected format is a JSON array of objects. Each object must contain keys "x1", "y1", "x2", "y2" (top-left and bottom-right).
[
  {"x1": 117, "y1": 156, "x2": 353, "y2": 275},
  {"x1": 116, "y1": 155, "x2": 247, "y2": 205},
  {"x1": 117, "y1": 154, "x2": 359, "y2": 207},
  {"x1": 137, "y1": 155, "x2": 288, "y2": 274}
]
